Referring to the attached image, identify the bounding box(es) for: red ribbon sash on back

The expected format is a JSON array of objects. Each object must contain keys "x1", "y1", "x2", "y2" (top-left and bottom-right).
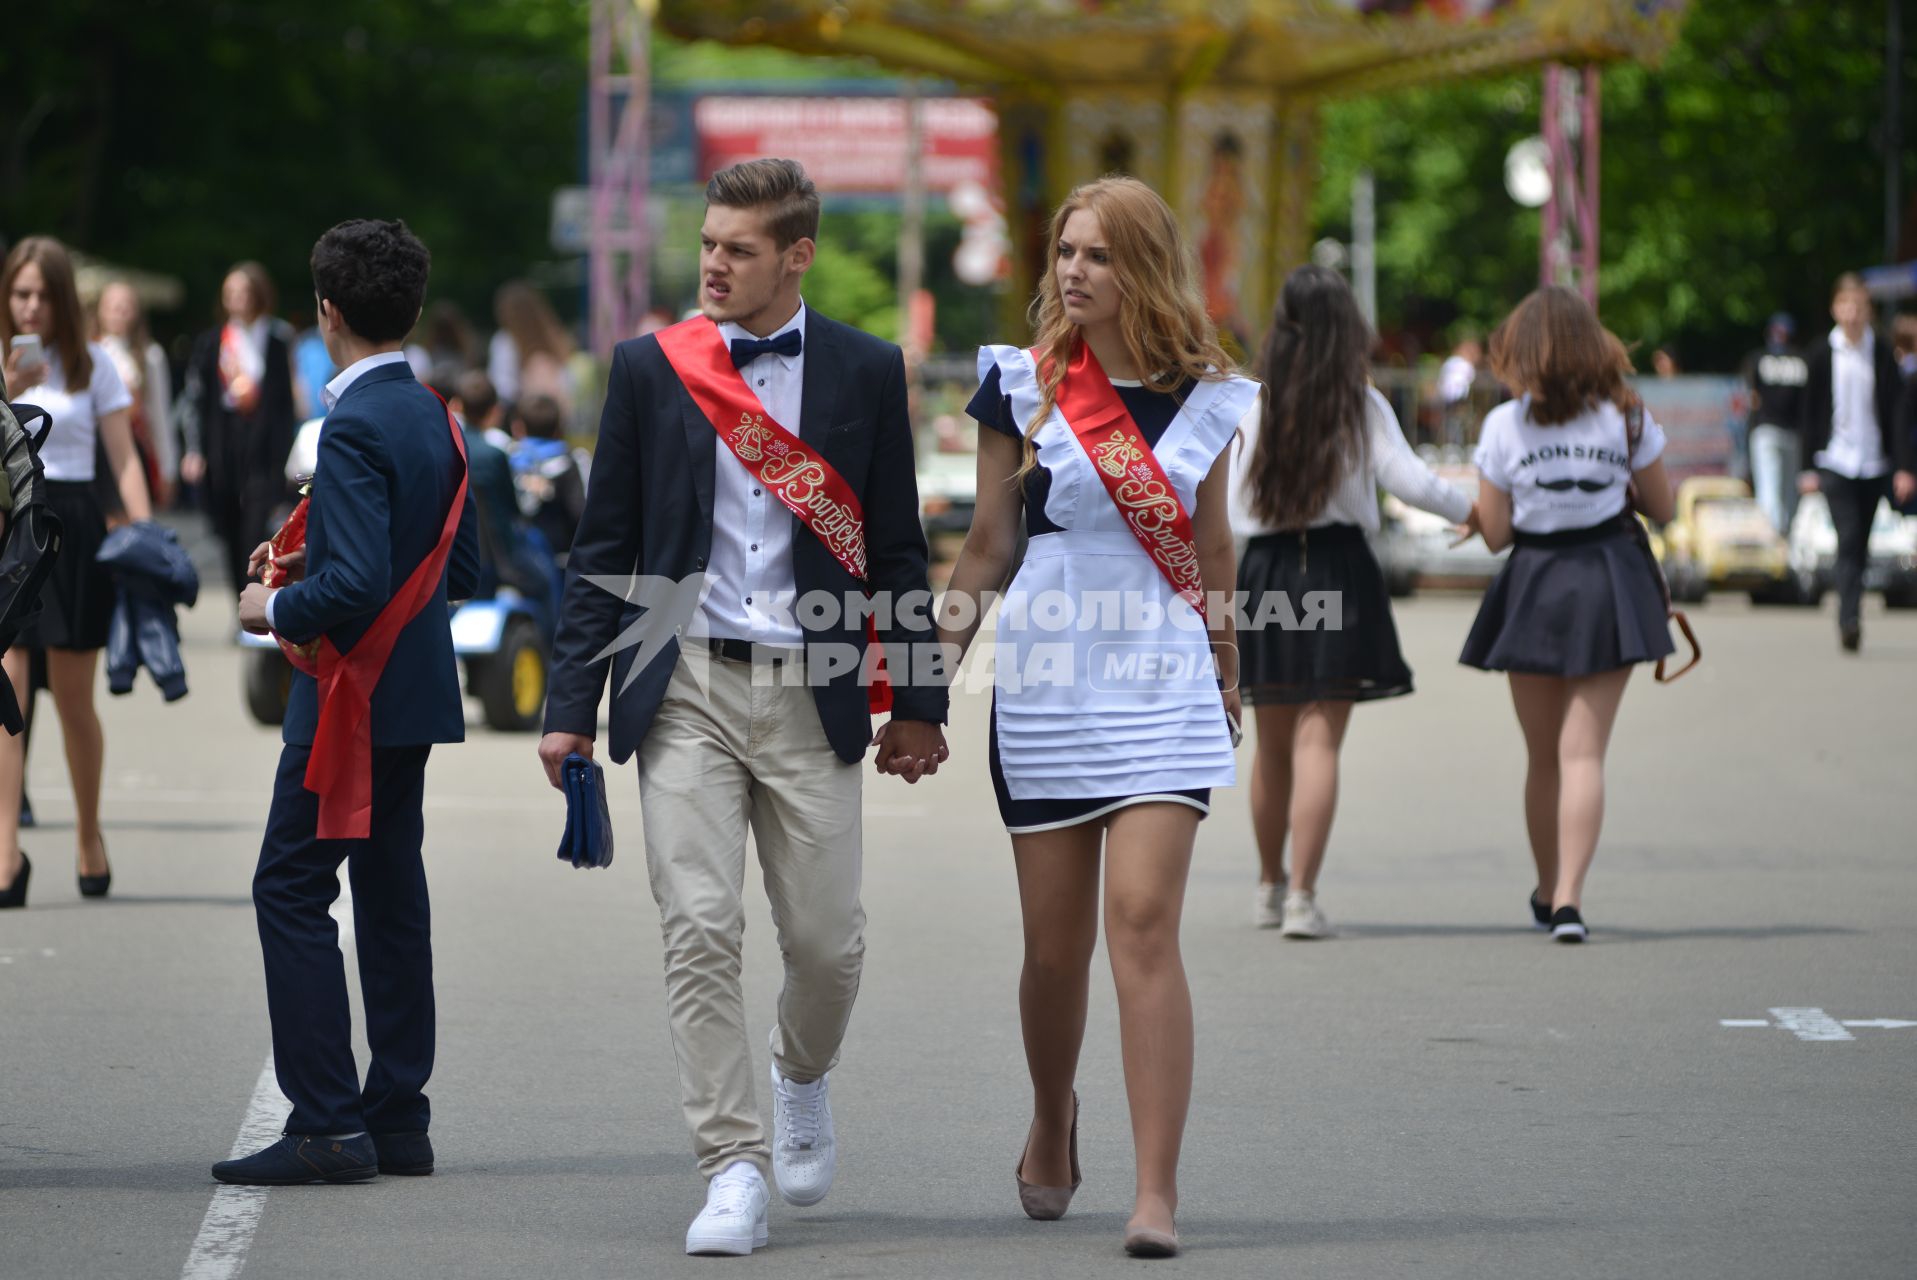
[
  {"x1": 654, "y1": 316, "x2": 891, "y2": 713},
  {"x1": 267, "y1": 396, "x2": 470, "y2": 838},
  {"x1": 1042, "y1": 342, "x2": 1208, "y2": 621}
]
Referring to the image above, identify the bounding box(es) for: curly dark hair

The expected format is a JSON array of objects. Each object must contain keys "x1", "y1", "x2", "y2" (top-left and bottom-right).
[{"x1": 310, "y1": 219, "x2": 430, "y2": 343}]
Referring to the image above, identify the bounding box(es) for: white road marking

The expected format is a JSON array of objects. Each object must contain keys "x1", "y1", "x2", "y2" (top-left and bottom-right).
[
  {"x1": 180, "y1": 1057, "x2": 290, "y2": 1280},
  {"x1": 1768, "y1": 1007, "x2": 1854, "y2": 1041},
  {"x1": 181, "y1": 889, "x2": 355, "y2": 1279},
  {"x1": 1720, "y1": 1012, "x2": 1915, "y2": 1036}
]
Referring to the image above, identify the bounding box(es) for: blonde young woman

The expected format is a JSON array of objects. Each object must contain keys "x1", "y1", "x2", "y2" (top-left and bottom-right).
[{"x1": 933, "y1": 176, "x2": 1258, "y2": 1258}]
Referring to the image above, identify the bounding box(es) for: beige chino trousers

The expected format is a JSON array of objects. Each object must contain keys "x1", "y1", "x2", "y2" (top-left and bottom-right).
[{"x1": 637, "y1": 650, "x2": 864, "y2": 1179}]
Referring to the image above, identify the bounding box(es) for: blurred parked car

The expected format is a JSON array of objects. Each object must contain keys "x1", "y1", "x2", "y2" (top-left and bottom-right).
[
  {"x1": 1787, "y1": 491, "x2": 1917, "y2": 610},
  {"x1": 1661, "y1": 476, "x2": 1798, "y2": 605}
]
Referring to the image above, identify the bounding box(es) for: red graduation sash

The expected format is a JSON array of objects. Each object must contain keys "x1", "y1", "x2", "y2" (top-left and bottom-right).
[
  {"x1": 1041, "y1": 341, "x2": 1208, "y2": 621},
  {"x1": 653, "y1": 316, "x2": 892, "y2": 713},
  {"x1": 268, "y1": 395, "x2": 470, "y2": 838}
]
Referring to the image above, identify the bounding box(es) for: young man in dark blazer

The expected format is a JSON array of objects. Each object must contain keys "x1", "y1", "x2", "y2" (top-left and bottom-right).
[
  {"x1": 539, "y1": 159, "x2": 949, "y2": 1256},
  {"x1": 1799, "y1": 273, "x2": 1917, "y2": 652},
  {"x1": 216, "y1": 219, "x2": 479, "y2": 1184}
]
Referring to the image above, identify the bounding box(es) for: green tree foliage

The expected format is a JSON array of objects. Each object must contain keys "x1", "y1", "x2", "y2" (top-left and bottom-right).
[
  {"x1": 3, "y1": 0, "x2": 590, "y2": 342},
  {"x1": 1316, "y1": 0, "x2": 1915, "y2": 369}
]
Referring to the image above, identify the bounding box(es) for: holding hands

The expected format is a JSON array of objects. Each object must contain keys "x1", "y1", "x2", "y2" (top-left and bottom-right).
[
  {"x1": 1449, "y1": 502, "x2": 1485, "y2": 548},
  {"x1": 871, "y1": 719, "x2": 949, "y2": 784}
]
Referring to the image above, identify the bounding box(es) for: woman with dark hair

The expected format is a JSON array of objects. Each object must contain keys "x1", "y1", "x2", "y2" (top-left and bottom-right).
[
  {"x1": 936, "y1": 176, "x2": 1258, "y2": 1258},
  {"x1": 0, "y1": 236, "x2": 154, "y2": 908},
  {"x1": 1459, "y1": 285, "x2": 1676, "y2": 942},
  {"x1": 182, "y1": 261, "x2": 297, "y2": 595},
  {"x1": 1232, "y1": 265, "x2": 1475, "y2": 938}
]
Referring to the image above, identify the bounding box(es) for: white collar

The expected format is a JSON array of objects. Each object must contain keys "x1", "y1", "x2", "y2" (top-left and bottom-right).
[
  {"x1": 1830, "y1": 325, "x2": 1873, "y2": 356},
  {"x1": 717, "y1": 301, "x2": 807, "y2": 369},
  {"x1": 322, "y1": 350, "x2": 410, "y2": 410}
]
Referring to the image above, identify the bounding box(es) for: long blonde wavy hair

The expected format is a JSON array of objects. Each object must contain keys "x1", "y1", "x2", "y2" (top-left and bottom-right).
[{"x1": 1017, "y1": 176, "x2": 1236, "y2": 477}]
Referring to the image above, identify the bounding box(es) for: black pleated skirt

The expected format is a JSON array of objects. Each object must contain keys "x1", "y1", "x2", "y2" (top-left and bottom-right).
[
  {"x1": 1460, "y1": 517, "x2": 1675, "y2": 676},
  {"x1": 18, "y1": 480, "x2": 113, "y2": 651},
  {"x1": 1236, "y1": 524, "x2": 1413, "y2": 705}
]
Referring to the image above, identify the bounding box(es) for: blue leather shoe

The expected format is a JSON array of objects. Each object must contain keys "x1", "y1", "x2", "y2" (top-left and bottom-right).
[
  {"x1": 211, "y1": 1134, "x2": 378, "y2": 1185},
  {"x1": 373, "y1": 1130, "x2": 433, "y2": 1176}
]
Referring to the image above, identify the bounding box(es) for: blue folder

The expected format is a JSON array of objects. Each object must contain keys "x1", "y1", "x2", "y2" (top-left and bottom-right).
[{"x1": 556, "y1": 753, "x2": 614, "y2": 869}]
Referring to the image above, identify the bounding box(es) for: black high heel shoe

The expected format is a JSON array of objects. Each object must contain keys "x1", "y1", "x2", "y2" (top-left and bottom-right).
[
  {"x1": 78, "y1": 838, "x2": 110, "y2": 899},
  {"x1": 1, "y1": 851, "x2": 30, "y2": 909}
]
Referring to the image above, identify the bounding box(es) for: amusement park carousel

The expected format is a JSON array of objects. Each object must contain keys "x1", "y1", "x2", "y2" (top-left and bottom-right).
[{"x1": 654, "y1": 1, "x2": 1689, "y2": 331}]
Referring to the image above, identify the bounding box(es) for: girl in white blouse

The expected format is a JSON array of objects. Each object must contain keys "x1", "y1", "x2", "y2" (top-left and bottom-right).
[
  {"x1": 1231, "y1": 265, "x2": 1476, "y2": 938},
  {"x1": 1459, "y1": 286, "x2": 1675, "y2": 943},
  {"x1": 0, "y1": 236, "x2": 154, "y2": 908}
]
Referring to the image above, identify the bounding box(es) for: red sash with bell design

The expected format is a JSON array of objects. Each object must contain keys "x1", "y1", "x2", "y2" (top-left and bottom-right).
[
  {"x1": 266, "y1": 395, "x2": 470, "y2": 838},
  {"x1": 653, "y1": 316, "x2": 892, "y2": 713},
  {"x1": 1041, "y1": 341, "x2": 1208, "y2": 621}
]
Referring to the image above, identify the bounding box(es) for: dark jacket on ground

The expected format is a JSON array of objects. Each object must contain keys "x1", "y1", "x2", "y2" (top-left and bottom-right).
[{"x1": 98, "y1": 520, "x2": 199, "y2": 701}]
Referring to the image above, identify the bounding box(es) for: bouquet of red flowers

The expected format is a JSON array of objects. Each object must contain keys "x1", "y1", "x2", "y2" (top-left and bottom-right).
[{"x1": 265, "y1": 490, "x2": 320, "y2": 672}]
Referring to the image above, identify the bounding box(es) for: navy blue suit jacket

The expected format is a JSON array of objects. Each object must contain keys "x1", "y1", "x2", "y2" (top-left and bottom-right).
[
  {"x1": 543, "y1": 310, "x2": 947, "y2": 765},
  {"x1": 274, "y1": 361, "x2": 481, "y2": 748}
]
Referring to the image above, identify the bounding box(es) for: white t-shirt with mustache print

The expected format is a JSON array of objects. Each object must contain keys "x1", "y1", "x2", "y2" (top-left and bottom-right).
[{"x1": 1473, "y1": 395, "x2": 1666, "y2": 533}]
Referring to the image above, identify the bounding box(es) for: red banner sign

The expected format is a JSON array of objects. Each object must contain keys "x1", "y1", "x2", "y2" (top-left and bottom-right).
[{"x1": 695, "y1": 96, "x2": 999, "y2": 196}]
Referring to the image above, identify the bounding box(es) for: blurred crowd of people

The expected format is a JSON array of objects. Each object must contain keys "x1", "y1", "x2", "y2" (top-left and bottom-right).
[{"x1": 2, "y1": 242, "x2": 593, "y2": 609}]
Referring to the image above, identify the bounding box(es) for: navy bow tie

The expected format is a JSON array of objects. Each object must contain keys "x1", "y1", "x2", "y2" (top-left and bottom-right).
[{"x1": 729, "y1": 329, "x2": 802, "y2": 368}]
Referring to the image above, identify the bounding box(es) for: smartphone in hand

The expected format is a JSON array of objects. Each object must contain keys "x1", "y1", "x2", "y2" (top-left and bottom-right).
[{"x1": 8, "y1": 334, "x2": 44, "y2": 370}]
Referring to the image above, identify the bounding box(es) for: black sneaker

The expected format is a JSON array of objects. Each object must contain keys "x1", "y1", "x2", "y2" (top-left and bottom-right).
[
  {"x1": 1529, "y1": 891, "x2": 1550, "y2": 931},
  {"x1": 1840, "y1": 624, "x2": 1861, "y2": 653},
  {"x1": 1549, "y1": 905, "x2": 1588, "y2": 944}
]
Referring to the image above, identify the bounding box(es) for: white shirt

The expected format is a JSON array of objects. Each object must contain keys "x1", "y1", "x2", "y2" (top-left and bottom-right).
[
  {"x1": 702, "y1": 304, "x2": 807, "y2": 645},
  {"x1": 321, "y1": 349, "x2": 410, "y2": 410},
  {"x1": 487, "y1": 330, "x2": 520, "y2": 405},
  {"x1": 1474, "y1": 395, "x2": 1666, "y2": 533},
  {"x1": 1231, "y1": 386, "x2": 1473, "y2": 535},
  {"x1": 1815, "y1": 325, "x2": 1888, "y2": 479},
  {"x1": 18, "y1": 342, "x2": 133, "y2": 482},
  {"x1": 219, "y1": 317, "x2": 271, "y2": 410},
  {"x1": 1438, "y1": 354, "x2": 1477, "y2": 405},
  {"x1": 266, "y1": 349, "x2": 410, "y2": 631}
]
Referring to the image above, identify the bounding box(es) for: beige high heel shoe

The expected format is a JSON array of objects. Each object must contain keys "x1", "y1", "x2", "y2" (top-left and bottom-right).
[
  {"x1": 1123, "y1": 1220, "x2": 1181, "y2": 1258},
  {"x1": 1015, "y1": 1092, "x2": 1081, "y2": 1220}
]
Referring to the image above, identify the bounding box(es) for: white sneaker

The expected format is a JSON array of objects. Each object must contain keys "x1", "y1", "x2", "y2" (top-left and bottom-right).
[
  {"x1": 1279, "y1": 891, "x2": 1332, "y2": 939},
  {"x1": 685, "y1": 1162, "x2": 769, "y2": 1256},
  {"x1": 769, "y1": 1058, "x2": 836, "y2": 1207},
  {"x1": 1254, "y1": 880, "x2": 1287, "y2": 929}
]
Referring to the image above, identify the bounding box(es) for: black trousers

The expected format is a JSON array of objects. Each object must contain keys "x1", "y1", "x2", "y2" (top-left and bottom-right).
[
  {"x1": 1819, "y1": 470, "x2": 1892, "y2": 630},
  {"x1": 254, "y1": 743, "x2": 435, "y2": 1136}
]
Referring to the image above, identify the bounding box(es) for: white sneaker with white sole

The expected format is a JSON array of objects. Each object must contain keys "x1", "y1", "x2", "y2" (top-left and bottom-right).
[
  {"x1": 685, "y1": 1161, "x2": 769, "y2": 1256},
  {"x1": 1279, "y1": 891, "x2": 1333, "y2": 939},
  {"x1": 769, "y1": 1057, "x2": 836, "y2": 1207},
  {"x1": 1254, "y1": 879, "x2": 1287, "y2": 929}
]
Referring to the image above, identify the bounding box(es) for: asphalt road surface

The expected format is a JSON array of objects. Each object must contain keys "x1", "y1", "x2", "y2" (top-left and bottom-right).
[{"x1": 3, "y1": 577, "x2": 1913, "y2": 1279}]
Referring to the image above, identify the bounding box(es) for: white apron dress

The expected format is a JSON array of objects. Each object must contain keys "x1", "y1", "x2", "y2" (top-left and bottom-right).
[{"x1": 979, "y1": 344, "x2": 1259, "y2": 825}]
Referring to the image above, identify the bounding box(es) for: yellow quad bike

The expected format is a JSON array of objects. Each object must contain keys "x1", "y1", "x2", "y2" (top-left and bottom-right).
[{"x1": 1659, "y1": 475, "x2": 1799, "y2": 605}]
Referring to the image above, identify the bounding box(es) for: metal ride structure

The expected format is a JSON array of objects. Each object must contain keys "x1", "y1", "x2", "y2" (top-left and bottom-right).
[
  {"x1": 653, "y1": 1, "x2": 1691, "y2": 338},
  {"x1": 589, "y1": 0, "x2": 654, "y2": 362},
  {"x1": 1540, "y1": 61, "x2": 1600, "y2": 305}
]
